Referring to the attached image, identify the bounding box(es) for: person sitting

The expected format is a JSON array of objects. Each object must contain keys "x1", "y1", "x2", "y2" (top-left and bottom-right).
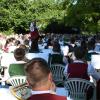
[
  {"x1": 68, "y1": 36, "x2": 77, "y2": 53},
  {"x1": 45, "y1": 38, "x2": 53, "y2": 49},
  {"x1": 64, "y1": 46, "x2": 100, "y2": 100},
  {"x1": 25, "y1": 58, "x2": 66, "y2": 100},
  {"x1": 8, "y1": 48, "x2": 29, "y2": 77},
  {"x1": 64, "y1": 46, "x2": 100, "y2": 80},
  {"x1": 14, "y1": 47, "x2": 29, "y2": 62},
  {"x1": 86, "y1": 38, "x2": 98, "y2": 61},
  {"x1": 66, "y1": 36, "x2": 77, "y2": 63},
  {"x1": 81, "y1": 39, "x2": 88, "y2": 54},
  {"x1": 48, "y1": 41, "x2": 67, "y2": 66}
]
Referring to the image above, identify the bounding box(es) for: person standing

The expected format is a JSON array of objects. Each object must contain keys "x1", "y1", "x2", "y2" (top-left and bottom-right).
[{"x1": 29, "y1": 21, "x2": 39, "y2": 53}]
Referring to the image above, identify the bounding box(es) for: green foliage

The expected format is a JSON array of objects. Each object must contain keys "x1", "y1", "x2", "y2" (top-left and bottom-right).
[
  {"x1": 63, "y1": 0, "x2": 100, "y2": 34},
  {"x1": 0, "y1": 0, "x2": 100, "y2": 35},
  {"x1": 0, "y1": 0, "x2": 65, "y2": 34}
]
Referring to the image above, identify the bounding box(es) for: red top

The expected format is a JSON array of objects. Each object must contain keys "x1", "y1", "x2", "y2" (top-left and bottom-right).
[
  {"x1": 27, "y1": 93, "x2": 67, "y2": 100},
  {"x1": 30, "y1": 29, "x2": 39, "y2": 40},
  {"x1": 67, "y1": 63, "x2": 90, "y2": 80}
]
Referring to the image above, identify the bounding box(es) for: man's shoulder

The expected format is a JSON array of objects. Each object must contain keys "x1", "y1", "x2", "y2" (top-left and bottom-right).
[{"x1": 27, "y1": 93, "x2": 66, "y2": 100}]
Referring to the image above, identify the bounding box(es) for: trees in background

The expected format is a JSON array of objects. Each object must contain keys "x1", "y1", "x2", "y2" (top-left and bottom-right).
[
  {"x1": 0, "y1": 0, "x2": 31, "y2": 34},
  {"x1": 0, "y1": 0, "x2": 65, "y2": 34},
  {"x1": 63, "y1": 0, "x2": 100, "y2": 34},
  {"x1": 0, "y1": 0, "x2": 100, "y2": 35}
]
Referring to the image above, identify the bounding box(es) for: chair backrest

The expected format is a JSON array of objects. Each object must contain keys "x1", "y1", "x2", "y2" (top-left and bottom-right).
[
  {"x1": 48, "y1": 53, "x2": 65, "y2": 66},
  {"x1": 9, "y1": 63, "x2": 26, "y2": 76},
  {"x1": 64, "y1": 78, "x2": 96, "y2": 100},
  {"x1": 50, "y1": 64, "x2": 65, "y2": 85},
  {"x1": 8, "y1": 76, "x2": 31, "y2": 100},
  {"x1": 7, "y1": 76, "x2": 26, "y2": 87}
]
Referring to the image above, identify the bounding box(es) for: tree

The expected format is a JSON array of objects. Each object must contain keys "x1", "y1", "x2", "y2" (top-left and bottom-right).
[
  {"x1": 1, "y1": 0, "x2": 99, "y2": 35},
  {"x1": 0, "y1": 0, "x2": 66, "y2": 34},
  {"x1": 0, "y1": 0, "x2": 34, "y2": 34},
  {"x1": 63, "y1": 0, "x2": 100, "y2": 34}
]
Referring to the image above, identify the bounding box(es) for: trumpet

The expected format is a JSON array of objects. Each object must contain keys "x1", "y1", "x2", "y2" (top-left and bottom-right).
[{"x1": 13, "y1": 83, "x2": 29, "y2": 92}]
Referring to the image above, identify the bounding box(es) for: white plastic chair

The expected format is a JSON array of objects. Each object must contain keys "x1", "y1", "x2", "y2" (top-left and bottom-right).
[
  {"x1": 50, "y1": 64, "x2": 65, "y2": 86},
  {"x1": 7, "y1": 76, "x2": 31, "y2": 100},
  {"x1": 7, "y1": 76, "x2": 26, "y2": 87},
  {"x1": 64, "y1": 78, "x2": 96, "y2": 100}
]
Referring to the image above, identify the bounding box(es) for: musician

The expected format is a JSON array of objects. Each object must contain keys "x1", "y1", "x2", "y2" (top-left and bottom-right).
[
  {"x1": 29, "y1": 21, "x2": 39, "y2": 53},
  {"x1": 25, "y1": 58, "x2": 67, "y2": 100}
]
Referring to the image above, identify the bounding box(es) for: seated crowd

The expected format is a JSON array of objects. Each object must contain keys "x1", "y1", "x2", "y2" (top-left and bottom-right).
[{"x1": 0, "y1": 33, "x2": 100, "y2": 100}]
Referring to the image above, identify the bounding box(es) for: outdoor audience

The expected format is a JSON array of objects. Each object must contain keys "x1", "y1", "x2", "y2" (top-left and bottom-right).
[
  {"x1": 0, "y1": 33, "x2": 100, "y2": 99},
  {"x1": 64, "y1": 46, "x2": 100, "y2": 100}
]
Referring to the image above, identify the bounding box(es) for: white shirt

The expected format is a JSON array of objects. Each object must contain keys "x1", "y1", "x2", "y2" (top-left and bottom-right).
[
  {"x1": 31, "y1": 90, "x2": 55, "y2": 95},
  {"x1": 30, "y1": 22, "x2": 35, "y2": 32},
  {"x1": 30, "y1": 22, "x2": 38, "y2": 32},
  {"x1": 91, "y1": 55, "x2": 100, "y2": 69},
  {"x1": 88, "y1": 50, "x2": 95, "y2": 53},
  {"x1": 61, "y1": 46, "x2": 69, "y2": 56},
  {"x1": 64, "y1": 60, "x2": 100, "y2": 81},
  {"x1": 1, "y1": 53, "x2": 26, "y2": 80},
  {"x1": 8, "y1": 45, "x2": 16, "y2": 53}
]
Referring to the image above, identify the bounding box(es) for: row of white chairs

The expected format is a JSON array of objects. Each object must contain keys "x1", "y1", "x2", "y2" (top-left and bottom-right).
[{"x1": 7, "y1": 76, "x2": 96, "y2": 100}]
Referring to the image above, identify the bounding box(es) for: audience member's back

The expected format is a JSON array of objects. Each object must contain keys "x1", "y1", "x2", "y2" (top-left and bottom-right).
[
  {"x1": 86, "y1": 38, "x2": 98, "y2": 61},
  {"x1": 48, "y1": 41, "x2": 66, "y2": 65},
  {"x1": 25, "y1": 58, "x2": 66, "y2": 100},
  {"x1": 27, "y1": 93, "x2": 66, "y2": 100}
]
